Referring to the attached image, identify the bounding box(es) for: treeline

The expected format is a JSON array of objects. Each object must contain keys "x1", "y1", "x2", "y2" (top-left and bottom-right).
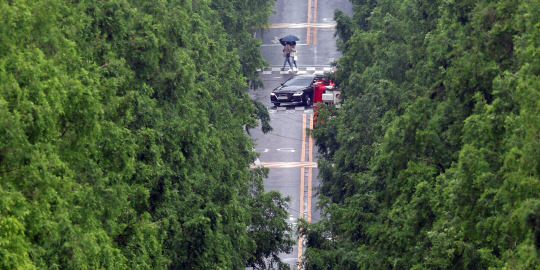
[
  {"x1": 0, "y1": 0, "x2": 294, "y2": 269},
  {"x1": 307, "y1": 0, "x2": 539, "y2": 268}
]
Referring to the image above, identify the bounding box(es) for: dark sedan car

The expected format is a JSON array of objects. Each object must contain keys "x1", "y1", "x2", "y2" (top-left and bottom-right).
[{"x1": 270, "y1": 74, "x2": 316, "y2": 107}]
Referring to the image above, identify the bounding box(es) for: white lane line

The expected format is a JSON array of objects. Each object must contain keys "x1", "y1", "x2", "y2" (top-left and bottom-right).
[
  {"x1": 269, "y1": 22, "x2": 336, "y2": 29},
  {"x1": 249, "y1": 161, "x2": 318, "y2": 168},
  {"x1": 277, "y1": 148, "x2": 296, "y2": 152}
]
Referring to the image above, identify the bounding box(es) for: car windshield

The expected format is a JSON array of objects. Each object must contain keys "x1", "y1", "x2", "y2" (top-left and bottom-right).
[{"x1": 283, "y1": 77, "x2": 313, "y2": 87}]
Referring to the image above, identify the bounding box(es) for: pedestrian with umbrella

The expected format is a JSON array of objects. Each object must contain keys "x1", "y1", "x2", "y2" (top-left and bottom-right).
[
  {"x1": 281, "y1": 42, "x2": 293, "y2": 72},
  {"x1": 279, "y1": 35, "x2": 299, "y2": 72},
  {"x1": 290, "y1": 41, "x2": 298, "y2": 72}
]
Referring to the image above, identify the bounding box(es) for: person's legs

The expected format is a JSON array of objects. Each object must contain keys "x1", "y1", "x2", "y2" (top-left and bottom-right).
[
  {"x1": 287, "y1": 57, "x2": 293, "y2": 70},
  {"x1": 292, "y1": 58, "x2": 298, "y2": 70},
  {"x1": 283, "y1": 57, "x2": 292, "y2": 70}
]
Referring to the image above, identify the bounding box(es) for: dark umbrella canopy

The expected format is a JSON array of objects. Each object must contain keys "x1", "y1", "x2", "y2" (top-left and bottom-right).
[{"x1": 279, "y1": 35, "x2": 300, "y2": 45}]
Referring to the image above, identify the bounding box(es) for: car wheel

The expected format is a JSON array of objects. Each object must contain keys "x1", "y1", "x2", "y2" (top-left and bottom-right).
[{"x1": 304, "y1": 95, "x2": 312, "y2": 107}]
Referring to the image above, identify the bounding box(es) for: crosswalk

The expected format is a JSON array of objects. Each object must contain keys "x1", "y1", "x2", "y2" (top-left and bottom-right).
[
  {"x1": 257, "y1": 66, "x2": 334, "y2": 75},
  {"x1": 269, "y1": 106, "x2": 313, "y2": 113}
]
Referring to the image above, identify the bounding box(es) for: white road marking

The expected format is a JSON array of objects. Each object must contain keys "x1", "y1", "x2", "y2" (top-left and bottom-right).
[
  {"x1": 260, "y1": 43, "x2": 308, "y2": 47},
  {"x1": 250, "y1": 161, "x2": 317, "y2": 168},
  {"x1": 269, "y1": 22, "x2": 336, "y2": 29}
]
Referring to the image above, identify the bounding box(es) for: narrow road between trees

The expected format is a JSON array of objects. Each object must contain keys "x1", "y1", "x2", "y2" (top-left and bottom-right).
[{"x1": 249, "y1": 0, "x2": 352, "y2": 268}]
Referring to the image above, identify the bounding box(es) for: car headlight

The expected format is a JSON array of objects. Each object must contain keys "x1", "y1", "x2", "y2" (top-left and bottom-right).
[
  {"x1": 292, "y1": 91, "x2": 303, "y2": 96},
  {"x1": 271, "y1": 92, "x2": 276, "y2": 96}
]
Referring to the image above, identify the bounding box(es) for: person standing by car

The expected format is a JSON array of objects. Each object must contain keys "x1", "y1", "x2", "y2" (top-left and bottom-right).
[
  {"x1": 290, "y1": 41, "x2": 298, "y2": 72},
  {"x1": 281, "y1": 42, "x2": 293, "y2": 71}
]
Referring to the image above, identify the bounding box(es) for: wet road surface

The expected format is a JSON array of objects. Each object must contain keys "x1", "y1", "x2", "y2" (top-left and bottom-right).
[{"x1": 249, "y1": 0, "x2": 352, "y2": 268}]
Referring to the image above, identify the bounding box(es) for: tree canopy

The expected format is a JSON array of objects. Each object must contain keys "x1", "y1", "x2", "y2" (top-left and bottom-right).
[
  {"x1": 0, "y1": 0, "x2": 293, "y2": 269},
  {"x1": 307, "y1": 0, "x2": 540, "y2": 268}
]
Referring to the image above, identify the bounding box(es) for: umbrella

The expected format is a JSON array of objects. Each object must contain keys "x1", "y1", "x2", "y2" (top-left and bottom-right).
[{"x1": 279, "y1": 35, "x2": 299, "y2": 45}]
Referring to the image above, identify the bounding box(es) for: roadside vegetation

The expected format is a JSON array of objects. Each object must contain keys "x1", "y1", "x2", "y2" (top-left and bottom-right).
[
  {"x1": 0, "y1": 0, "x2": 294, "y2": 269},
  {"x1": 307, "y1": 0, "x2": 540, "y2": 268}
]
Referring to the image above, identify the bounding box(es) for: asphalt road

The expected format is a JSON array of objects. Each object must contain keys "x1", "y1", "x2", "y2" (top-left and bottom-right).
[{"x1": 249, "y1": 0, "x2": 352, "y2": 268}]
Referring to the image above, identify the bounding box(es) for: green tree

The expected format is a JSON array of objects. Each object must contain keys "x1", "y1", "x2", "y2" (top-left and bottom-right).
[
  {"x1": 307, "y1": 0, "x2": 540, "y2": 268},
  {"x1": 0, "y1": 0, "x2": 290, "y2": 268}
]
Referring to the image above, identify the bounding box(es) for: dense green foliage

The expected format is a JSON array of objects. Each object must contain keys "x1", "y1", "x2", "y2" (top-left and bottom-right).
[
  {"x1": 0, "y1": 0, "x2": 294, "y2": 269},
  {"x1": 307, "y1": 0, "x2": 540, "y2": 268}
]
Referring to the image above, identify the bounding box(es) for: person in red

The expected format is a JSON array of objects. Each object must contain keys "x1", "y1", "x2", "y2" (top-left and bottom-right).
[{"x1": 312, "y1": 77, "x2": 334, "y2": 128}]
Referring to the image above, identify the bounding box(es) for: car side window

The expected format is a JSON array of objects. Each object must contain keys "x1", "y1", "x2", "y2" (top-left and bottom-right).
[{"x1": 285, "y1": 77, "x2": 314, "y2": 86}]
